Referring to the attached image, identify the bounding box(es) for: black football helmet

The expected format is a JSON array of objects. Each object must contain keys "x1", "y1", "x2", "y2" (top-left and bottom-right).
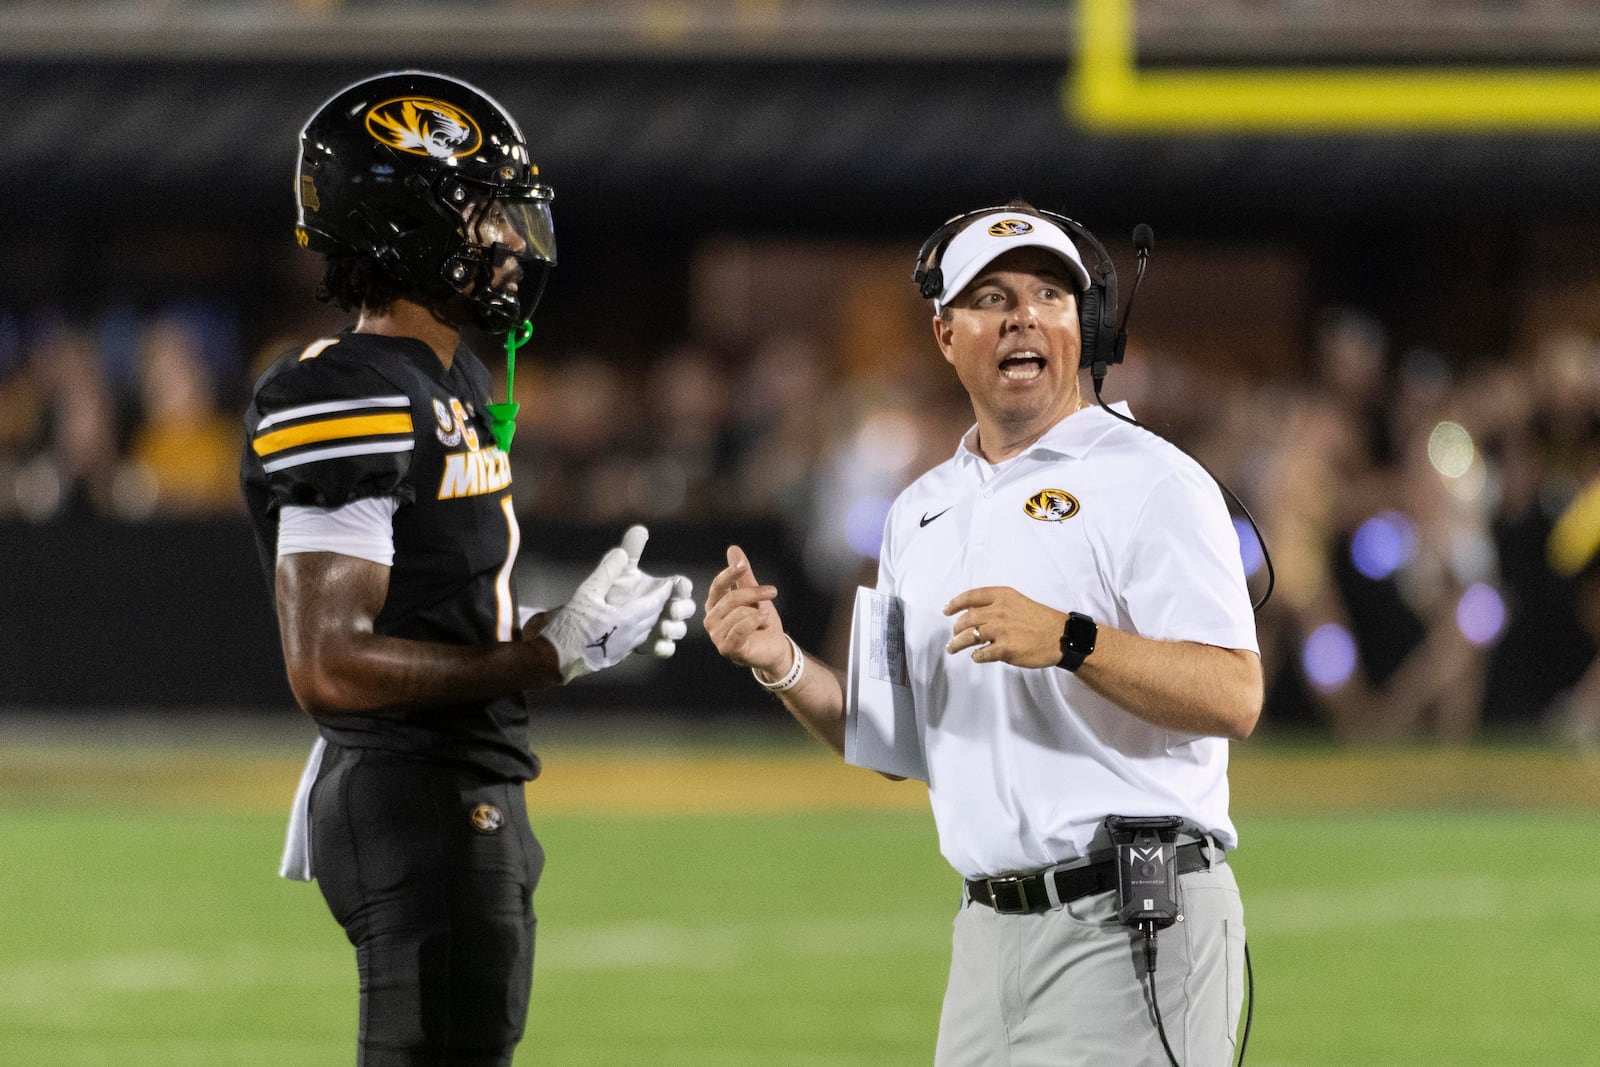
[{"x1": 295, "y1": 70, "x2": 556, "y2": 333}]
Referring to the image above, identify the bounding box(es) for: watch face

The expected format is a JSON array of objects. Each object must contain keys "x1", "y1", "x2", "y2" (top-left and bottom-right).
[
  {"x1": 1066, "y1": 613, "x2": 1097, "y2": 654},
  {"x1": 1058, "y1": 613, "x2": 1095, "y2": 672}
]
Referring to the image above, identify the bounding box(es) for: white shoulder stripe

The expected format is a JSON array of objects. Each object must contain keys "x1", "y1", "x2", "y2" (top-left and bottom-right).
[
  {"x1": 258, "y1": 394, "x2": 411, "y2": 432},
  {"x1": 261, "y1": 438, "x2": 414, "y2": 474}
]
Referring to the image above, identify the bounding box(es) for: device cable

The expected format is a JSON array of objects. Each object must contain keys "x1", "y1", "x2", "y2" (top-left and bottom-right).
[
  {"x1": 1141, "y1": 926, "x2": 1255, "y2": 1067},
  {"x1": 1236, "y1": 943, "x2": 1254, "y2": 1066},
  {"x1": 1089, "y1": 226, "x2": 1276, "y2": 612},
  {"x1": 1089, "y1": 226, "x2": 1262, "y2": 1063},
  {"x1": 1142, "y1": 923, "x2": 1183, "y2": 1067}
]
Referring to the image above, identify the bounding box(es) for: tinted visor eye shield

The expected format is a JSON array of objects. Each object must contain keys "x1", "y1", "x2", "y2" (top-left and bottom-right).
[
  {"x1": 493, "y1": 189, "x2": 556, "y2": 321},
  {"x1": 461, "y1": 183, "x2": 556, "y2": 325},
  {"x1": 491, "y1": 186, "x2": 556, "y2": 267}
]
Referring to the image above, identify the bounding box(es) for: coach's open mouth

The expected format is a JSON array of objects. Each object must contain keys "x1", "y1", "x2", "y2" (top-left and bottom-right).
[{"x1": 999, "y1": 354, "x2": 1045, "y2": 380}]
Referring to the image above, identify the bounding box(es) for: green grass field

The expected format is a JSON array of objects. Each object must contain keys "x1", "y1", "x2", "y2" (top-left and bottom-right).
[{"x1": 3, "y1": 723, "x2": 1600, "y2": 1066}]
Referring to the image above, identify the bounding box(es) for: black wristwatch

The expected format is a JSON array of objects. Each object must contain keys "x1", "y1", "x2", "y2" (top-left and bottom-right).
[{"x1": 1057, "y1": 612, "x2": 1098, "y2": 672}]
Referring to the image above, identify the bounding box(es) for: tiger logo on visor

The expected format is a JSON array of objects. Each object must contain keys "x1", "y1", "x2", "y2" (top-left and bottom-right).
[
  {"x1": 988, "y1": 219, "x2": 1035, "y2": 237},
  {"x1": 365, "y1": 97, "x2": 483, "y2": 160},
  {"x1": 1024, "y1": 488, "x2": 1079, "y2": 522}
]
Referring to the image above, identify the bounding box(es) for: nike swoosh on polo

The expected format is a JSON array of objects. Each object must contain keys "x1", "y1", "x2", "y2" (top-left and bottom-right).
[{"x1": 920, "y1": 507, "x2": 952, "y2": 528}]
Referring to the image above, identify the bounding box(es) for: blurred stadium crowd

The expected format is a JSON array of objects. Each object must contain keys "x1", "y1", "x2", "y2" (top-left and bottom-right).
[
  {"x1": 6, "y1": 0, "x2": 1600, "y2": 738},
  {"x1": 2, "y1": 277, "x2": 1599, "y2": 744}
]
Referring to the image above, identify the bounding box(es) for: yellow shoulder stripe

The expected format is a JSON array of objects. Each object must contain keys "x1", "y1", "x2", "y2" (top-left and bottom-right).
[
  {"x1": 298, "y1": 338, "x2": 340, "y2": 361},
  {"x1": 252, "y1": 412, "x2": 414, "y2": 457}
]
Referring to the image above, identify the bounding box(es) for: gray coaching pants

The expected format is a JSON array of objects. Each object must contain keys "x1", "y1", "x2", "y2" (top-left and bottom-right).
[{"x1": 934, "y1": 859, "x2": 1245, "y2": 1067}]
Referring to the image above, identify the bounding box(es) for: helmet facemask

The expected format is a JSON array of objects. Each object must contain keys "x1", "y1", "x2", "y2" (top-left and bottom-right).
[{"x1": 437, "y1": 178, "x2": 556, "y2": 335}]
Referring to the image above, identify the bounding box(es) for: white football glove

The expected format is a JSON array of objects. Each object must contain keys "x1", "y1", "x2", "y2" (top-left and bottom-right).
[
  {"x1": 634, "y1": 572, "x2": 695, "y2": 658},
  {"x1": 542, "y1": 525, "x2": 691, "y2": 683},
  {"x1": 610, "y1": 525, "x2": 694, "y2": 657}
]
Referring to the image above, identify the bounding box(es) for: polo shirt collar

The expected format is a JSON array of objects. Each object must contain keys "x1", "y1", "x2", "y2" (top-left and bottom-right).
[{"x1": 955, "y1": 401, "x2": 1132, "y2": 470}]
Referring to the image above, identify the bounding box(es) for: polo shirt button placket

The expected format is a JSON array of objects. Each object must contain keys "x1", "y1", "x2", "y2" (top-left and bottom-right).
[{"x1": 969, "y1": 486, "x2": 991, "y2": 562}]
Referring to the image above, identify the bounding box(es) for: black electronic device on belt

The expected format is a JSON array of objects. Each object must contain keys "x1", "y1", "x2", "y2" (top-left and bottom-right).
[
  {"x1": 1105, "y1": 814, "x2": 1185, "y2": 930},
  {"x1": 1106, "y1": 815, "x2": 1187, "y2": 1066},
  {"x1": 1103, "y1": 814, "x2": 1253, "y2": 1067}
]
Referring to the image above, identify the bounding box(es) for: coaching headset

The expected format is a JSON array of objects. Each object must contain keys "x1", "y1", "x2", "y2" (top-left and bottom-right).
[{"x1": 911, "y1": 206, "x2": 1145, "y2": 380}]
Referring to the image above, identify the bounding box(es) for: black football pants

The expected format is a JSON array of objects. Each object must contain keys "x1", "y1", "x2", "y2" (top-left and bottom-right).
[{"x1": 311, "y1": 743, "x2": 544, "y2": 1066}]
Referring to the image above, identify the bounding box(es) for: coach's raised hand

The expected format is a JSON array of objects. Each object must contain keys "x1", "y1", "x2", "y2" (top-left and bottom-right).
[
  {"x1": 703, "y1": 545, "x2": 791, "y2": 678},
  {"x1": 705, "y1": 545, "x2": 846, "y2": 754}
]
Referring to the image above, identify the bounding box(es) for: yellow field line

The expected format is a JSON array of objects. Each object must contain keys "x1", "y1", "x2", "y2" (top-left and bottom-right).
[
  {"x1": 4, "y1": 741, "x2": 1600, "y2": 814},
  {"x1": 528, "y1": 749, "x2": 928, "y2": 814},
  {"x1": 1230, "y1": 747, "x2": 1600, "y2": 812},
  {"x1": 0, "y1": 744, "x2": 926, "y2": 815}
]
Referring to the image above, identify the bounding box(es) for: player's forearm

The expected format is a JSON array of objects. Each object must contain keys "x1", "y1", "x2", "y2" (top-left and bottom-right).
[
  {"x1": 275, "y1": 549, "x2": 565, "y2": 715},
  {"x1": 1075, "y1": 627, "x2": 1262, "y2": 740},
  {"x1": 283, "y1": 631, "x2": 561, "y2": 717}
]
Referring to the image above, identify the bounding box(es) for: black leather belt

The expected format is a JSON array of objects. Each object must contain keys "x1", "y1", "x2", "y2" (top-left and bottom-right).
[{"x1": 965, "y1": 840, "x2": 1219, "y2": 915}]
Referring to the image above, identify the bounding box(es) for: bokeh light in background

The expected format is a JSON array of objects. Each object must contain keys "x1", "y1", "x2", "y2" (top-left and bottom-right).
[
  {"x1": 1302, "y1": 623, "x2": 1358, "y2": 692},
  {"x1": 830, "y1": 410, "x2": 923, "y2": 565},
  {"x1": 857, "y1": 411, "x2": 920, "y2": 477},
  {"x1": 1443, "y1": 452, "x2": 1489, "y2": 503},
  {"x1": 1428, "y1": 420, "x2": 1475, "y2": 479},
  {"x1": 1234, "y1": 516, "x2": 1265, "y2": 578},
  {"x1": 1429, "y1": 418, "x2": 1490, "y2": 504},
  {"x1": 844, "y1": 496, "x2": 893, "y2": 559},
  {"x1": 1428, "y1": 420, "x2": 1491, "y2": 504},
  {"x1": 1455, "y1": 582, "x2": 1507, "y2": 647},
  {"x1": 1350, "y1": 511, "x2": 1416, "y2": 581}
]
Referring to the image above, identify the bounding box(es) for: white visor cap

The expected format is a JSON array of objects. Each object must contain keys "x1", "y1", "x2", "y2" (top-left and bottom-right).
[{"x1": 934, "y1": 212, "x2": 1092, "y2": 310}]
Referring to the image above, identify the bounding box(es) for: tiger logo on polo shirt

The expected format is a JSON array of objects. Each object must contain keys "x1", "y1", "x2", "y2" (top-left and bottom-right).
[{"x1": 1024, "y1": 488, "x2": 1079, "y2": 522}]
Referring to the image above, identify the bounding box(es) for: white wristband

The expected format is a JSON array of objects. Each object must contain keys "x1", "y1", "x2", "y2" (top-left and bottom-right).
[{"x1": 752, "y1": 634, "x2": 805, "y2": 692}]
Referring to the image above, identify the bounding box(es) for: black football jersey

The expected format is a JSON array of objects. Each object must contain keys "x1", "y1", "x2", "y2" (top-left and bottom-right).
[{"x1": 241, "y1": 330, "x2": 538, "y2": 781}]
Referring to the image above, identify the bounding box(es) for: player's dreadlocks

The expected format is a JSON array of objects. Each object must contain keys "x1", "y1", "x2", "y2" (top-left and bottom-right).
[{"x1": 315, "y1": 250, "x2": 409, "y2": 315}]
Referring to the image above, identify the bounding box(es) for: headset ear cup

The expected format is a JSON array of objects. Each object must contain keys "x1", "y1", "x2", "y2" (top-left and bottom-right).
[{"x1": 1078, "y1": 285, "x2": 1103, "y2": 368}]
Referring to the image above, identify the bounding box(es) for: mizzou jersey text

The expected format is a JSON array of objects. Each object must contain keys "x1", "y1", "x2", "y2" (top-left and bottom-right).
[{"x1": 242, "y1": 330, "x2": 538, "y2": 781}]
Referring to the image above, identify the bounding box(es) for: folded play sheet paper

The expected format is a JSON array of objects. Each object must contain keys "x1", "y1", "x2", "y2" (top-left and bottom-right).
[{"x1": 844, "y1": 587, "x2": 926, "y2": 782}]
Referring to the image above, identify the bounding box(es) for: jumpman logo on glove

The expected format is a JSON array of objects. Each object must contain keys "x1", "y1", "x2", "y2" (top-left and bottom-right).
[
  {"x1": 542, "y1": 525, "x2": 695, "y2": 684},
  {"x1": 586, "y1": 628, "x2": 617, "y2": 656}
]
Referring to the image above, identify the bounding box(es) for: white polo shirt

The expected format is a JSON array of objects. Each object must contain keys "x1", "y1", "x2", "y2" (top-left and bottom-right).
[{"x1": 877, "y1": 402, "x2": 1259, "y2": 880}]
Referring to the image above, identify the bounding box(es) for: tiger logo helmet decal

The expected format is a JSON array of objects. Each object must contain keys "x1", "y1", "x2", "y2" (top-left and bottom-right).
[{"x1": 365, "y1": 97, "x2": 483, "y2": 160}]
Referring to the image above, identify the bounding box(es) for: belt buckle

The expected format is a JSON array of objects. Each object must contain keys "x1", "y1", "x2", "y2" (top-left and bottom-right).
[{"x1": 985, "y1": 875, "x2": 1031, "y2": 914}]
